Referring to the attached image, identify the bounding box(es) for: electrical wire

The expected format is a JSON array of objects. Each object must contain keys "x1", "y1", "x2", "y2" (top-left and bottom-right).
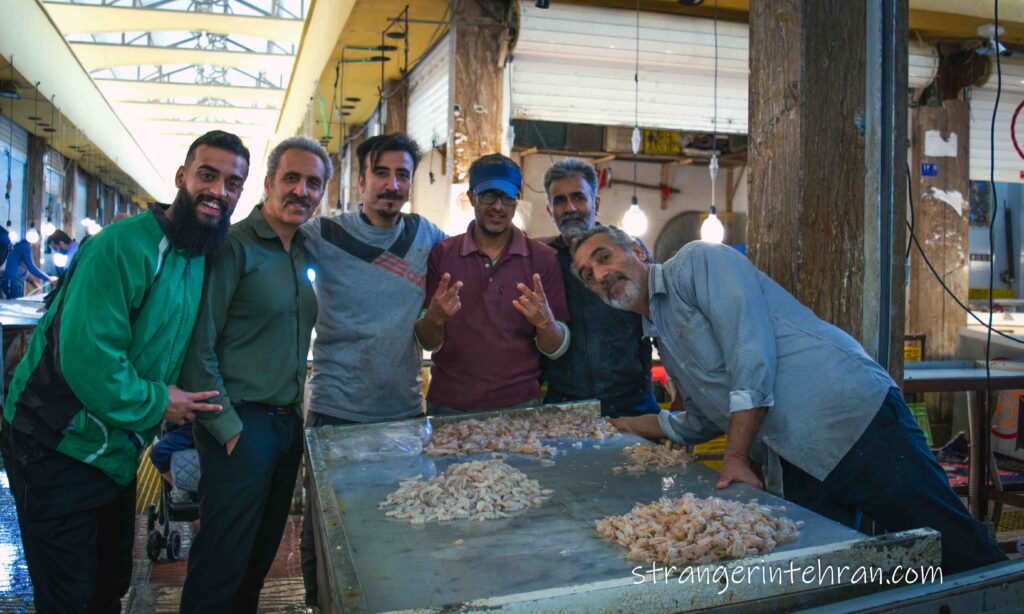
[
  {"x1": 905, "y1": 166, "x2": 1024, "y2": 345},
  {"x1": 342, "y1": 0, "x2": 456, "y2": 154},
  {"x1": 631, "y1": 0, "x2": 639, "y2": 207},
  {"x1": 985, "y1": 0, "x2": 1002, "y2": 428}
]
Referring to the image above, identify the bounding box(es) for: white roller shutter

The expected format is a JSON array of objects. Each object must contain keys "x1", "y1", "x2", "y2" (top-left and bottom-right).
[
  {"x1": 512, "y1": 4, "x2": 938, "y2": 134},
  {"x1": 407, "y1": 34, "x2": 450, "y2": 152},
  {"x1": 969, "y1": 58, "x2": 1024, "y2": 183}
]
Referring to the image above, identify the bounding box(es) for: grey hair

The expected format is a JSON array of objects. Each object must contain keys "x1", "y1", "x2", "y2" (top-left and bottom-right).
[
  {"x1": 543, "y1": 158, "x2": 598, "y2": 201},
  {"x1": 569, "y1": 224, "x2": 636, "y2": 257},
  {"x1": 568, "y1": 224, "x2": 640, "y2": 283},
  {"x1": 266, "y1": 136, "x2": 333, "y2": 183}
]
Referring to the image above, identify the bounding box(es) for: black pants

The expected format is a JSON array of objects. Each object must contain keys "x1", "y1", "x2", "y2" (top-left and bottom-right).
[
  {"x1": 1, "y1": 422, "x2": 134, "y2": 614},
  {"x1": 300, "y1": 411, "x2": 358, "y2": 608},
  {"x1": 179, "y1": 405, "x2": 303, "y2": 614},
  {"x1": 781, "y1": 388, "x2": 1006, "y2": 574}
]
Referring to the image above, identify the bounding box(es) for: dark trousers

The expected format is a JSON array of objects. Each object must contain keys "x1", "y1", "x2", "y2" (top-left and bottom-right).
[
  {"x1": 300, "y1": 411, "x2": 358, "y2": 607},
  {"x1": 1, "y1": 422, "x2": 134, "y2": 614},
  {"x1": 780, "y1": 388, "x2": 1007, "y2": 575},
  {"x1": 180, "y1": 405, "x2": 303, "y2": 614},
  {"x1": 0, "y1": 278, "x2": 23, "y2": 300}
]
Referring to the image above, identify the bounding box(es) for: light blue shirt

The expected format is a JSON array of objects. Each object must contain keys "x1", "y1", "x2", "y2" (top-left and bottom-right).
[{"x1": 648, "y1": 242, "x2": 894, "y2": 495}]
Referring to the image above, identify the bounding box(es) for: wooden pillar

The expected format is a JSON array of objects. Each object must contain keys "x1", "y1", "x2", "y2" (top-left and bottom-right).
[
  {"x1": 748, "y1": 0, "x2": 907, "y2": 380},
  {"x1": 906, "y1": 100, "x2": 969, "y2": 442},
  {"x1": 347, "y1": 128, "x2": 366, "y2": 210},
  {"x1": 86, "y1": 172, "x2": 98, "y2": 223},
  {"x1": 384, "y1": 79, "x2": 408, "y2": 135},
  {"x1": 26, "y1": 135, "x2": 45, "y2": 263},
  {"x1": 61, "y1": 159, "x2": 77, "y2": 236},
  {"x1": 326, "y1": 152, "x2": 342, "y2": 216},
  {"x1": 449, "y1": 0, "x2": 508, "y2": 184}
]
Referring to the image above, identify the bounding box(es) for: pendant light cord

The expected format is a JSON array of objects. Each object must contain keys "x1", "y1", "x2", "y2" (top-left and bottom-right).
[
  {"x1": 632, "y1": 0, "x2": 640, "y2": 206},
  {"x1": 710, "y1": 0, "x2": 719, "y2": 215}
]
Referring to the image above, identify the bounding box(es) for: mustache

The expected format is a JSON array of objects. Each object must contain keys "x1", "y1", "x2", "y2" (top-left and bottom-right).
[
  {"x1": 377, "y1": 191, "x2": 404, "y2": 201},
  {"x1": 601, "y1": 272, "x2": 629, "y2": 298},
  {"x1": 560, "y1": 213, "x2": 585, "y2": 224},
  {"x1": 284, "y1": 194, "x2": 315, "y2": 208}
]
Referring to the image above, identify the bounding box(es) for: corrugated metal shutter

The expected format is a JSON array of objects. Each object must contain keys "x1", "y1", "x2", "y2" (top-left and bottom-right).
[
  {"x1": 969, "y1": 58, "x2": 1024, "y2": 183},
  {"x1": 1, "y1": 114, "x2": 28, "y2": 233},
  {"x1": 407, "y1": 34, "x2": 450, "y2": 152},
  {"x1": 74, "y1": 172, "x2": 88, "y2": 228},
  {"x1": 512, "y1": 4, "x2": 937, "y2": 134},
  {"x1": 0, "y1": 114, "x2": 29, "y2": 162}
]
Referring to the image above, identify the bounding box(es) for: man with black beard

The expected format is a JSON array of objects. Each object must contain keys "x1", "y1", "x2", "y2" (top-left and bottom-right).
[
  {"x1": 0, "y1": 130, "x2": 249, "y2": 613},
  {"x1": 539, "y1": 158, "x2": 659, "y2": 418}
]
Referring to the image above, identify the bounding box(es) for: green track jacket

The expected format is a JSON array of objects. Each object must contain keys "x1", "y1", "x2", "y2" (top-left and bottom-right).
[{"x1": 3, "y1": 208, "x2": 204, "y2": 486}]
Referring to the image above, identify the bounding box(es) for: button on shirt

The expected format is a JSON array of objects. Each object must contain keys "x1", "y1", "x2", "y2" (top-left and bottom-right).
[
  {"x1": 425, "y1": 221, "x2": 570, "y2": 411},
  {"x1": 180, "y1": 205, "x2": 318, "y2": 444},
  {"x1": 649, "y1": 242, "x2": 894, "y2": 495}
]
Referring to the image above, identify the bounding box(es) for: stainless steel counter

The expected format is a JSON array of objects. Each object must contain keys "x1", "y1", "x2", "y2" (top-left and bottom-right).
[{"x1": 305, "y1": 404, "x2": 940, "y2": 613}]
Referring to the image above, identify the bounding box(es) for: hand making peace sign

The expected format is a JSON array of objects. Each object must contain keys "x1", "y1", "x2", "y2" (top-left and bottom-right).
[
  {"x1": 513, "y1": 273, "x2": 555, "y2": 330},
  {"x1": 425, "y1": 272, "x2": 463, "y2": 325}
]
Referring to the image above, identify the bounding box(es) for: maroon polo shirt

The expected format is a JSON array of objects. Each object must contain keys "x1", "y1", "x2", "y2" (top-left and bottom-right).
[{"x1": 424, "y1": 221, "x2": 570, "y2": 411}]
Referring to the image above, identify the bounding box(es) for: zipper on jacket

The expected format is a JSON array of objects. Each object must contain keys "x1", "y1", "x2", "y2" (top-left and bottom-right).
[{"x1": 167, "y1": 256, "x2": 192, "y2": 374}]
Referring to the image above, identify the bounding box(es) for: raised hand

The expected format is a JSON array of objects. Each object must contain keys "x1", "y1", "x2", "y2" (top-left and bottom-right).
[
  {"x1": 513, "y1": 273, "x2": 554, "y2": 329},
  {"x1": 425, "y1": 272, "x2": 463, "y2": 325}
]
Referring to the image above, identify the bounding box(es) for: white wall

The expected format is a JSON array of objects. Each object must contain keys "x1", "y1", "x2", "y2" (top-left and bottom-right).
[
  {"x1": 409, "y1": 146, "x2": 449, "y2": 228},
  {"x1": 517, "y1": 153, "x2": 748, "y2": 245}
]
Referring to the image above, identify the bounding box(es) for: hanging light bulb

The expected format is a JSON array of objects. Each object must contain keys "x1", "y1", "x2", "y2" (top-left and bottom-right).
[
  {"x1": 6, "y1": 220, "x2": 19, "y2": 243},
  {"x1": 621, "y1": 0, "x2": 647, "y2": 238},
  {"x1": 41, "y1": 218, "x2": 56, "y2": 237},
  {"x1": 52, "y1": 252, "x2": 68, "y2": 268},
  {"x1": 25, "y1": 223, "x2": 39, "y2": 244},
  {"x1": 622, "y1": 196, "x2": 648, "y2": 236},
  {"x1": 701, "y1": 152, "x2": 724, "y2": 243},
  {"x1": 701, "y1": 211, "x2": 725, "y2": 243}
]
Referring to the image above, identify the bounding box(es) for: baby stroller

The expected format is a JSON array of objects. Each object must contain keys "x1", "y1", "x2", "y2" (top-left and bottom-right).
[{"x1": 146, "y1": 423, "x2": 201, "y2": 561}]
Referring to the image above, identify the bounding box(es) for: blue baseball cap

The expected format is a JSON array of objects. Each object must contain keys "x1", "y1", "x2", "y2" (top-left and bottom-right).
[{"x1": 469, "y1": 162, "x2": 522, "y2": 198}]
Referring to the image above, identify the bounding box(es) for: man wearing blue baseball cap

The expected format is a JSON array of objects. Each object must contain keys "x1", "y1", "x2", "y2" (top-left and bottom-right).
[{"x1": 415, "y1": 153, "x2": 570, "y2": 413}]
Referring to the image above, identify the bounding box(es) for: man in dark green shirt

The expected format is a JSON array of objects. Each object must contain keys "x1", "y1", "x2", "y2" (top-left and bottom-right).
[{"x1": 178, "y1": 136, "x2": 329, "y2": 613}]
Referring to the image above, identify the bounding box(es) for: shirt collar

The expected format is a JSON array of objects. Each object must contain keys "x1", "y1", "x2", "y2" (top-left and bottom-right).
[
  {"x1": 648, "y1": 263, "x2": 667, "y2": 298},
  {"x1": 458, "y1": 220, "x2": 529, "y2": 258},
  {"x1": 250, "y1": 204, "x2": 302, "y2": 245}
]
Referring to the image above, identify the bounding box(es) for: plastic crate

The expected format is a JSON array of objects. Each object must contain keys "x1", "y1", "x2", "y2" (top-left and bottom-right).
[
  {"x1": 695, "y1": 435, "x2": 727, "y2": 471},
  {"x1": 907, "y1": 402, "x2": 933, "y2": 447}
]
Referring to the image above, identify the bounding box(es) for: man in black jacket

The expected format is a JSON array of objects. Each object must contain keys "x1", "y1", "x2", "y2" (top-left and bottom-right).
[{"x1": 540, "y1": 158, "x2": 659, "y2": 417}]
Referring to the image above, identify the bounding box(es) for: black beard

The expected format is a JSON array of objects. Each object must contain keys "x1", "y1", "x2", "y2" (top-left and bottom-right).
[{"x1": 166, "y1": 187, "x2": 231, "y2": 256}]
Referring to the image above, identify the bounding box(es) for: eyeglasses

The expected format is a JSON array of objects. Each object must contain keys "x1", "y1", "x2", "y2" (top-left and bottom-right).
[{"x1": 476, "y1": 191, "x2": 518, "y2": 207}]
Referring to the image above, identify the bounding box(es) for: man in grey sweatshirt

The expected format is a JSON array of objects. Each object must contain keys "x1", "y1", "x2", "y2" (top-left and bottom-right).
[{"x1": 298, "y1": 133, "x2": 445, "y2": 607}]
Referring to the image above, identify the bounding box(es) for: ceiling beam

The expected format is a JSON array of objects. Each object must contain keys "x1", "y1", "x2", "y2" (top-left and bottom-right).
[
  {"x1": 71, "y1": 42, "x2": 296, "y2": 74},
  {"x1": 42, "y1": 3, "x2": 304, "y2": 41},
  {"x1": 113, "y1": 101, "x2": 281, "y2": 123},
  {"x1": 122, "y1": 119, "x2": 270, "y2": 137},
  {"x1": 95, "y1": 79, "x2": 285, "y2": 105}
]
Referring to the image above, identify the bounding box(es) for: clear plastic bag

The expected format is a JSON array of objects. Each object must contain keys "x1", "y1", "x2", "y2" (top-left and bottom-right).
[{"x1": 326, "y1": 418, "x2": 433, "y2": 462}]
